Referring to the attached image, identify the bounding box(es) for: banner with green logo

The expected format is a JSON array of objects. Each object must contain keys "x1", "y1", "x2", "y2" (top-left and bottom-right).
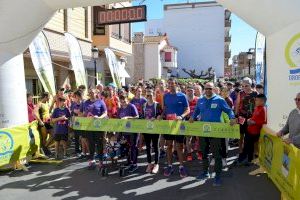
[
  {"x1": 259, "y1": 128, "x2": 300, "y2": 200},
  {"x1": 0, "y1": 122, "x2": 40, "y2": 169},
  {"x1": 72, "y1": 117, "x2": 240, "y2": 138}
]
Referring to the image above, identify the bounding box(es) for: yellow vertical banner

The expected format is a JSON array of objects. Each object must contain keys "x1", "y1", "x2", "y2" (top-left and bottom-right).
[
  {"x1": 259, "y1": 128, "x2": 300, "y2": 200},
  {"x1": 0, "y1": 122, "x2": 40, "y2": 169}
]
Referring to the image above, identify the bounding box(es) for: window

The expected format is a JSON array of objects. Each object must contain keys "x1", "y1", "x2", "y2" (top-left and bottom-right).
[
  {"x1": 93, "y1": 6, "x2": 106, "y2": 35},
  {"x1": 165, "y1": 52, "x2": 172, "y2": 62}
]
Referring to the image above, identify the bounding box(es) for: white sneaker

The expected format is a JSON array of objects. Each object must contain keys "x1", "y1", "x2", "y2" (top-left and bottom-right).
[
  {"x1": 222, "y1": 158, "x2": 227, "y2": 167},
  {"x1": 210, "y1": 158, "x2": 215, "y2": 166},
  {"x1": 146, "y1": 164, "x2": 153, "y2": 173},
  {"x1": 152, "y1": 164, "x2": 159, "y2": 174}
]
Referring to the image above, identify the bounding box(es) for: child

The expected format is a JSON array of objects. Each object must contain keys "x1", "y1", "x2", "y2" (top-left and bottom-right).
[
  {"x1": 51, "y1": 97, "x2": 71, "y2": 159},
  {"x1": 238, "y1": 94, "x2": 267, "y2": 165}
]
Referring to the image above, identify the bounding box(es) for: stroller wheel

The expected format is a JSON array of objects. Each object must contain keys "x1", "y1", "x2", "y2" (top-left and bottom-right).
[
  {"x1": 98, "y1": 167, "x2": 103, "y2": 175},
  {"x1": 104, "y1": 168, "x2": 108, "y2": 176}
]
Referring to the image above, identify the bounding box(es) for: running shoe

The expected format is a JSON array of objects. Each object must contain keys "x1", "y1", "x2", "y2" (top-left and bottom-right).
[
  {"x1": 186, "y1": 153, "x2": 193, "y2": 161},
  {"x1": 179, "y1": 166, "x2": 188, "y2": 178},
  {"x1": 210, "y1": 158, "x2": 215, "y2": 166},
  {"x1": 128, "y1": 164, "x2": 138, "y2": 173},
  {"x1": 222, "y1": 158, "x2": 227, "y2": 167},
  {"x1": 164, "y1": 165, "x2": 174, "y2": 177},
  {"x1": 146, "y1": 164, "x2": 154, "y2": 173},
  {"x1": 197, "y1": 152, "x2": 203, "y2": 160},
  {"x1": 152, "y1": 164, "x2": 159, "y2": 174},
  {"x1": 213, "y1": 176, "x2": 222, "y2": 186},
  {"x1": 88, "y1": 160, "x2": 96, "y2": 170},
  {"x1": 196, "y1": 172, "x2": 210, "y2": 181}
]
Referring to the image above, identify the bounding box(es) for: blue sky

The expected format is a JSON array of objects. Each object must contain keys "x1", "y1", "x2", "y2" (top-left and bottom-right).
[{"x1": 132, "y1": 0, "x2": 258, "y2": 63}]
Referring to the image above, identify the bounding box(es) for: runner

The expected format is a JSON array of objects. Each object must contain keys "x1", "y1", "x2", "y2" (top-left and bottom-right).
[
  {"x1": 185, "y1": 85, "x2": 199, "y2": 161},
  {"x1": 70, "y1": 90, "x2": 84, "y2": 157},
  {"x1": 142, "y1": 89, "x2": 162, "y2": 174},
  {"x1": 51, "y1": 97, "x2": 71, "y2": 159},
  {"x1": 34, "y1": 92, "x2": 52, "y2": 156},
  {"x1": 82, "y1": 89, "x2": 107, "y2": 169},
  {"x1": 235, "y1": 77, "x2": 258, "y2": 153},
  {"x1": 163, "y1": 78, "x2": 190, "y2": 178},
  {"x1": 27, "y1": 93, "x2": 36, "y2": 123},
  {"x1": 117, "y1": 94, "x2": 139, "y2": 172},
  {"x1": 191, "y1": 82, "x2": 236, "y2": 186}
]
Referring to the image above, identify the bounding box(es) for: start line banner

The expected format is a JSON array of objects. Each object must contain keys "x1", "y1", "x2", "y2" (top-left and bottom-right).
[
  {"x1": 72, "y1": 117, "x2": 240, "y2": 139},
  {"x1": 259, "y1": 127, "x2": 300, "y2": 200},
  {"x1": 0, "y1": 122, "x2": 40, "y2": 169}
]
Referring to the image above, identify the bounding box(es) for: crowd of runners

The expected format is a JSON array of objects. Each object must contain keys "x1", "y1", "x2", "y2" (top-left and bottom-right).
[{"x1": 27, "y1": 77, "x2": 269, "y2": 186}]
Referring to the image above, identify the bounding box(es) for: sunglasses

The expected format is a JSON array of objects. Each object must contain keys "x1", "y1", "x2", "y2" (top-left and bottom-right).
[
  {"x1": 205, "y1": 88, "x2": 213, "y2": 90},
  {"x1": 295, "y1": 98, "x2": 300, "y2": 102},
  {"x1": 242, "y1": 85, "x2": 250, "y2": 88}
]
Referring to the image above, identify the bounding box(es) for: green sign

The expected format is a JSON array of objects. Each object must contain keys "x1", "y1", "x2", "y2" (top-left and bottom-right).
[{"x1": 72, "y1": 117, "x2": 240, "y2": 139}]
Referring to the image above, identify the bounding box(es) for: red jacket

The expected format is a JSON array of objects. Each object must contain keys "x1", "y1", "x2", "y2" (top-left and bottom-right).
[{"x1": 247, "y1": 105, "x2": 267, "y2": 134}]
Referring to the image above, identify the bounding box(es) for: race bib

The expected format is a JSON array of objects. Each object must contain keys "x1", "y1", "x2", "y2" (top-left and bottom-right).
[{"x1": 211, "y1": 103, "x2": 217, "y2": 109}]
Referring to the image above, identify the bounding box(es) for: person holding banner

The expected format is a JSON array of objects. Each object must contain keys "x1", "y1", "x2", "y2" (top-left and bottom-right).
[
  {"x1": 235, "y1": 78, "x2": 257, "y2": 153},
  {"x1": 191, "y1": 82, "x2": 236, "y2": 186},
  {"x1": 142, "y1": 89, "x2": 162, "y2": 174},
  {"x1": 276, "y1": 92, "x2": 300, "y2": 149},
  {"x1": 117, "y1": 94, "x2": 139, "y2": 172},
  {"x1": 163, "y1": 78, "x2": 190, "y2": 178},
  {"x1": 51, "y1": 97, "x2": 71, "y2": 159},
  {"x1": 82, "y1": 89, "x2": 107, "y2": 169}
]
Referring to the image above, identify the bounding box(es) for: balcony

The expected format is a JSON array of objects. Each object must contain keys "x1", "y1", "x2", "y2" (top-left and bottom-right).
[
  {"x1": 225, "y1": 36, "x2": 231, "y2": 43},
  {"x1": 225, "y1": 9, "x2": 231, "y2": 20},
  {"x1": 225, "y1": 51, "x2": 231, "y2": 58},
  {"x1": 225, "y1": 19, "x2": 231, "y2": 27}
]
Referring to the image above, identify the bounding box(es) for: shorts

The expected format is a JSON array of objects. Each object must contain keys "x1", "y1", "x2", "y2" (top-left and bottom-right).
[
  {"x1": 39, "y1": 122, "x2": 53, "y2": 130},
  {"x1": 164, "y1": 134, "x2": 185, "y2": 144},
  {"x1": 54, "y1": 134, "x2": 68, "y2": 142}
]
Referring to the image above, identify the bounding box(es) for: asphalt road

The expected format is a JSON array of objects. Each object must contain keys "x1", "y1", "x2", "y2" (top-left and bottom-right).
[{"x1": 0, "y1": 149, "x2": 280, "y2": 200}]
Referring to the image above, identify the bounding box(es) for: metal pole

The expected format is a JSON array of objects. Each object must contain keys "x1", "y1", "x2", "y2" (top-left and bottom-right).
[
  {"x1": 94, "y1": 59, "x2": 97, "y2": 86},
  {"x1": 248, "y1": 59, "x2": 251, "y2": 75}
]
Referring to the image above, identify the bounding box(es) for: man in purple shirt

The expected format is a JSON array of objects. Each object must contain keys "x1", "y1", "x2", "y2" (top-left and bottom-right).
[
  {"x1": 117, "y1": 94, "x2": 139, "y2": 172},
  {"x1": 82, "y1": 89, "x2": 107, "y2": 169}
]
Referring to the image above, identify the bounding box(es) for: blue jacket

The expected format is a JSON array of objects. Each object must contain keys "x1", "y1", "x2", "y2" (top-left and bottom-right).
[{"x1": 192, "y1": 94, "x2": 235, "y2": 122}]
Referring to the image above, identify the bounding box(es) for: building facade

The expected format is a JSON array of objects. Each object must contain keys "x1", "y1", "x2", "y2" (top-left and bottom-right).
[
  {"x1": 92, "y1": 2, "x2": 132, "y2": 86},
  {"x1": 127, "y1": 32, "x2": 177, "y2": 83},
  {"x1": 145, "y1": 1, "x2": 231, "y2": 78},
  {"x1": 232, "y1": 48, "x2": 255, "y2": 79},
  {"x1": 24, "y1": 7, "x2": 93, "y2": 96}
]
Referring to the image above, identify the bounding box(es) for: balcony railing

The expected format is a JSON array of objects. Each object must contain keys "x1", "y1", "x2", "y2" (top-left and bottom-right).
[
  {"x1": 111, "y1": 32, "x2": 131, "y2": 44},
  {"x1": 225, "y1": 36, "x2": 231, "y2": 43},
  {"x1": 225, "y1": 19, "x2": 231, "y2": 27},
  {"x1": 225, "y1": 9, "x2": 231, "y2": 20},
  {"x1": 225, "y1": 51, "x2": 231, "y2": 58}
]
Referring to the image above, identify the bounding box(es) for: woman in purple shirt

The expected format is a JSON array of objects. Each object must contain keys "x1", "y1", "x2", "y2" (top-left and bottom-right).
[
  {"x1": 142, "y1": 89, "x2": 162, "y2": 174},
  {"x1": 82, "y1": 89, "x2": 107, "y2": 169},
  {"x1": 117, "y1": 94, "x2": 139, "y2": 173}
]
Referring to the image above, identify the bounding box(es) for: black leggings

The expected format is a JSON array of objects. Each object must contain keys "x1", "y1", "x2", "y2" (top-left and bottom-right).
[
  {"x1": 86, "y1": 131, "x2": 104, "y2": 161},
  {"x1": 144, "y1": 134, "x2": 160, "y2": 164}
]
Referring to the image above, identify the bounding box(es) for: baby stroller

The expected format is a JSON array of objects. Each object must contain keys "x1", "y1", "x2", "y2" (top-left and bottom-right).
[{"x1": 97, "y1": 134, "x2": 130, "y2": 177}]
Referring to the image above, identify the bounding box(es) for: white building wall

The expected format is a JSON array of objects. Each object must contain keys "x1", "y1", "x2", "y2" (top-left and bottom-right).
[
  {"x1": 163, "y1": 5, "x2": 225, "y2": 77},
  {"x1": 144, "y1": 44, "x2": 160, "y2": 80}
]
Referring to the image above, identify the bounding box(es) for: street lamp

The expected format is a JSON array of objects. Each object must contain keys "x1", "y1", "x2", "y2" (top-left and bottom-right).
[
  {"x1": 91, "y1": 46, "x2": 99, "y2": 86},
  {"x1": 247, "y1": 51, "x2": 253, "y2": 76}
]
